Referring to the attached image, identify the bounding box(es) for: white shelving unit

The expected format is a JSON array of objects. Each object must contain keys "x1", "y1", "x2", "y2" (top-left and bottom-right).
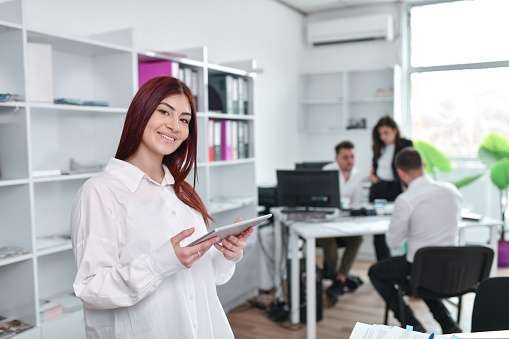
[
  {"x1": 0, "y1": 0, "x2": 259, "y2": 337},
  {"x1": 300, "y1": 66, "x2": 398, "y2": 134}
]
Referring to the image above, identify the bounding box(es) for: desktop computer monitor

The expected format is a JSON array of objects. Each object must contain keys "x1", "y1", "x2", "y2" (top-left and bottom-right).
[
  {"x1": 295, "y1": 161, "x2": 330, "y2": 170},
  {"x1": 276, "y1": 170, "x2": 340, "y2": 209}
]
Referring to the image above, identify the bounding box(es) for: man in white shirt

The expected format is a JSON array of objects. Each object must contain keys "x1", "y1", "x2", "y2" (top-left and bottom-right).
[
  {"x1": 319, "y1": 141, "x2": 363, "y2": 305},
  {"x1": 368, "y1": 147, "x2": 463, "y2": 334}
]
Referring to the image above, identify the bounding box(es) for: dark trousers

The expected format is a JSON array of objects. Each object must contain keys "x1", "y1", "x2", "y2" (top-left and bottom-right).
[
  {"x1": 368, "y1": 255, "x2": 457, "y2": 332},
  {"x1": 369, "y1": 180, "x2": 403, "y2": 261}
]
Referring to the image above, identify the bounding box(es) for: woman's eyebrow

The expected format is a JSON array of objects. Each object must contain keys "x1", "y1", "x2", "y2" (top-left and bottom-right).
[{"x1": 160, "y1": 102, "x2": 192, "y2": 117}]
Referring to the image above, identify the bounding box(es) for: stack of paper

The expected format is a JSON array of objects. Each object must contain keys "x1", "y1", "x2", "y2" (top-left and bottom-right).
[
  {"x1": 39, "y1": 299, "x2": 63, "y2": 323},
  {"x1": 349, "y1": 322, "x2": 458, "y2": 339}
]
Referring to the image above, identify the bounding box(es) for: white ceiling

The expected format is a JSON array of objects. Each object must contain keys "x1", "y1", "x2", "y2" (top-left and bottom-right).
[{"x1": 274, "y1": 0, "x2": 421, "y2": 14}]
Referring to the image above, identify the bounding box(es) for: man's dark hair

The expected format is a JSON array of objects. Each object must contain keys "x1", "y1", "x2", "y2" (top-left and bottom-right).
[
  {"x1": 335, "y1": 141, "x2": 354, "y2": 155},
  {"x1": 395, "y1": 147, "x2": 423, "y2": 173}
]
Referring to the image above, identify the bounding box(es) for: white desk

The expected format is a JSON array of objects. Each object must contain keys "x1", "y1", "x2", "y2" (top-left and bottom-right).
[{"x1": 289, "y1": 215, "x2": 503, "y2": 339}]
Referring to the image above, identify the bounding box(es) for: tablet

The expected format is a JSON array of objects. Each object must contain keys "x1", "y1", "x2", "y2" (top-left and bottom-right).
[{"x1": 187, "y1": 214, "x2": 272, "y2": 246}]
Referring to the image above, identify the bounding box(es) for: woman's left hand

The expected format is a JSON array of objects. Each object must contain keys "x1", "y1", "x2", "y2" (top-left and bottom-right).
[{"x1": 214, "y1": 217, "x2": 254, "y2": 260}]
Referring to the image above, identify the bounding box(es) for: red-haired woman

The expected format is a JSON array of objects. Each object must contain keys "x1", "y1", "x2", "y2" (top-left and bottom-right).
[{"x1": 70, "y1": 76, "x2": 252, "y2": 338}]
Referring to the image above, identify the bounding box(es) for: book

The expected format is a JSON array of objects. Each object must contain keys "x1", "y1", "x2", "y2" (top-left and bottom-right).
[
  {"x1": 232, "y1": 77, "x2": 239, "y2": 114},
  {"x1": 0, "y1": 318, "x2": 33, "y2": 337},
  {"x1": 208, "y1": 119, "x2": 215, "y2": 161},
  {"x1": 221, "y1": 120, "x2": 232, "y2": 161},
  {"x1": 208, "y1": 75, "x2": 235, "y2": 114},
  {"x1": 214, "y1": 120, "x2": 221, "y2": 161},
  {"x1": 138, "y1": 60, "x2": 180, "y2": 88},
  {"x1": 238, "y1": 121, "x2": 245, "y2": 159},
  {"x1": 231, "y1": 120, "x2": 238, "y2": 161},
  {"x1": 0, "y1": 246, "x2": 29, "y2": 260}
]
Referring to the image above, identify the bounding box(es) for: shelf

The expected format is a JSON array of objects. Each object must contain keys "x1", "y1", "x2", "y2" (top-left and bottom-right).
[
  {"x1": 27, "y1": 29, "x2": 131, "y2": 55},
  {"x1": 207, "y1": 158, "x2": 255, "y2": 167},
  {"x1": 36, "y1": 241, "x2": 73, "y2": 257},
  {"x1": 301, "y1": 99, "x2": 343, "y2": 105},
  {"x1": 203, "y1": 112, "x2": 254, "y2": 120},
  {"x1": 348, "y1": 97, "x2": 393, "y2": 103},
  {"x1": 32, "y1": 172, "x2": 99, "y2": 183},
  {"x1": 0, "y1": 178, "x2": 29, "y2": 186},
  {"x1": 30, "y1": 103, "x2": 128, "y2": 114},
  {"x1": 209, "y1": 198, "x2": 257, "y2": 215},
  {"x1": 207, "y1": 63, "x2": 250, "y2": 77},
  {"x1": 138, "y1": 50, "x2": 206, "y2": 68},
  {"x1": 0, "y1": 253, "x2": 33, "y2": 267},
  {"x1": 0, "y1": 101, "x2": 26, "y2": 108},
  {"x1": 0, "y1": 20, "x2": 22, "y2": 30}
]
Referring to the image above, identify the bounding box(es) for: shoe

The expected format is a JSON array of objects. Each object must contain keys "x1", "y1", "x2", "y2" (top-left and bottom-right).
[
  {"x1": 325, "y1": 280, "x2": 345, "y2": 306},
  {"x1": 345, "y1": 275, "x2": 364, "y2": 291}
]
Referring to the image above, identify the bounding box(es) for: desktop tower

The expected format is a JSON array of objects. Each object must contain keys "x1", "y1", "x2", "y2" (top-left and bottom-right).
[{"x1": 287, "y1": 258, "x2": 323, "y2": 324}]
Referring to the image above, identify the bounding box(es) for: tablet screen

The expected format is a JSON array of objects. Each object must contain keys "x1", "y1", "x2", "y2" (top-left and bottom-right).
[{"x1": 187, "y1": 214, "x2": 272, "y2": 246}]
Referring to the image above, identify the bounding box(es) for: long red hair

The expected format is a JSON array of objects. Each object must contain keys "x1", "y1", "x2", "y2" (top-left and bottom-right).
[{"x1": 115, "y1": 76, "x2": 212, "y2": 227}]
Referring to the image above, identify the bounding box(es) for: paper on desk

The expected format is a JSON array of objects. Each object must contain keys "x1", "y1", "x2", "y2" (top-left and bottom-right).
[{"x1": 349, "y1": 322, "x2": 452, "y2": 339}]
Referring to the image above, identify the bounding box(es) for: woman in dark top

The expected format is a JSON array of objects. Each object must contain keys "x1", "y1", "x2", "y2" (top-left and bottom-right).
[{"x1": 369, "y1": 115, "x2": 412, "y2": 261}]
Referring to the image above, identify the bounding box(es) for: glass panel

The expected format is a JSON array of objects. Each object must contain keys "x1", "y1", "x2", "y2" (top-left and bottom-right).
[
  {"x1": 411, "y1": 0, "x2": 509, "y2": 67},
  {"x1": 410, "y1": 67, "x2": 509, "y2": 157}
]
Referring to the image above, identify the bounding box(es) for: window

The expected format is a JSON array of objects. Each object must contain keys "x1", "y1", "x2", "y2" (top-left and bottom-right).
[{"x1": 409, "y1": 0, "x2": 509, "y2": 158}]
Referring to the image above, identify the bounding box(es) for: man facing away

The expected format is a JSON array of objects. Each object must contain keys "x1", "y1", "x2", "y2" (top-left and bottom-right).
[
  {"x1": 319, "y1": 141, "x2": 364, "y2": 305},
  {"x1": 368, "y1": 147, "x2": 463, "y2": 333}
]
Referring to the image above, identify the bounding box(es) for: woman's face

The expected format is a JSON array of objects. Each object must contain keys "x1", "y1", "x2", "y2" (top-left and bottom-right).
[
  {"x1": 139, "y1": 94, "x2": 191, "y2": 160},
  {"x1": 378, "y1": 125, "x2": 397, "y2": 145}
]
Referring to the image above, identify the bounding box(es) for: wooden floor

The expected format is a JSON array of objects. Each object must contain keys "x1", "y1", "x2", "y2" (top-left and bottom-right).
[{"x1": 227, "y1": 260, "x2": 509, "y2": 339}]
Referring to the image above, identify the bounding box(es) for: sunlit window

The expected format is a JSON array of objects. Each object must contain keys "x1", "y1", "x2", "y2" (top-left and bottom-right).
[{"x1": 409, "y1": 0, "x2": 509, "y2": 158}]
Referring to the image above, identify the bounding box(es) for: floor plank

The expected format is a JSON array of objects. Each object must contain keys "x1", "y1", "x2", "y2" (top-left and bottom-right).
[{"x1": 227, "y1": 260, "x2": 509, "y2": 339}]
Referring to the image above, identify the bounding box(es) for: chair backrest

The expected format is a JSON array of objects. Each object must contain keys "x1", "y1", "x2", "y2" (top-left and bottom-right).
[
  {"x1": 471, "y1": 277, "x2": 509, "y2": 332},
  {"x1": 410, "y1": 246, "x2": 494, "y2": 298}
]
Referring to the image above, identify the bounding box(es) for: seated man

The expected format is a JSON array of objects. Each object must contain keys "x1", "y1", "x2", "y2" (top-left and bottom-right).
[
  {"x1": 319, "y1": 141, "x2": 363, "y2": 305},
  {"x1": 368, "y1": 147, "x2": 463, "y2": 333}
]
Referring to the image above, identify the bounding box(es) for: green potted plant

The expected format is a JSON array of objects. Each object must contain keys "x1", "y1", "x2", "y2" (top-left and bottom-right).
[{"x1": 478, "y1": 132, "x2": 509, "y2": 266}]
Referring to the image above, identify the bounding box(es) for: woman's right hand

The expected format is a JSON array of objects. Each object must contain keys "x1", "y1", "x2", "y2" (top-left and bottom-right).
[
  {"x1": 369, "y1": 173, "x2": 381, "y2": 184},
  {"x1": 171, "y1": 228, "x2": 218, "y2": 268}
]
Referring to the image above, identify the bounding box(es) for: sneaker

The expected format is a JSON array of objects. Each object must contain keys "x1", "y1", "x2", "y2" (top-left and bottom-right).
[
  {"x1": 325, "y1": 280, "x2": 345, "y2": 305},
  {"x1": 345, "y1": 275, "x2": 364, "y2": 291}
]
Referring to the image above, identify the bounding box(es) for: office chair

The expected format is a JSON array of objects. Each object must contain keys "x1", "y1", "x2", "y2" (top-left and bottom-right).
[
  {"x1": 384, "y1": 246, "x2": 494, "y2": 326},
  {"x1": 471, "y1": 277, "x2": 509, "y2": 332}
]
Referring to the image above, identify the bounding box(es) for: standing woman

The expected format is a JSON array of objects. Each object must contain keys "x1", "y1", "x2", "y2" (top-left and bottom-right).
[
  {"x1": 369, "y1": 115, "x2": 412, "y2": 261},
  {"x1": 70, "y1": 76, "x2": 253, "y2": 339}
]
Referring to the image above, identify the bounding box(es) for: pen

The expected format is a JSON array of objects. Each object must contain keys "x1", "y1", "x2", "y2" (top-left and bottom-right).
[{"x1": 428, "y1": 333, "x2": 434, "y2": 339}]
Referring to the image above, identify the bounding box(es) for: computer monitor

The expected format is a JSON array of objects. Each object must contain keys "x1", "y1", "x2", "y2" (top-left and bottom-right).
[
  {"x1": 295, "y1": 161, "x2": 330, "y2": 170},
  {"x1": 276, "y1": 170, "x2": 340, "y2": 209}
]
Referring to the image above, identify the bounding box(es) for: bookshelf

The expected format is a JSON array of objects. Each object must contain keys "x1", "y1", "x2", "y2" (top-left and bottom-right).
[
  {"x1": 300, "y1": 66, "x2": 399, "y2": 134},
  {"x1": 0, "y1": 1, "x2": 259, "y2": 337}
]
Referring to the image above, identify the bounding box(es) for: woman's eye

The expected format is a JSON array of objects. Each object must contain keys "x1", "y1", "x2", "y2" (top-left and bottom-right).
[
  {"x1": 159, "y1": 109, "x2": 169, "y2": 115},
  {"x1": 180, "y1": 118, "x2": 189, "y2": 124}
]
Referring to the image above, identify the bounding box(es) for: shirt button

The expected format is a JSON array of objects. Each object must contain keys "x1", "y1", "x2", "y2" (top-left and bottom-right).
[
  {"x1": 160, "y1": 187, "x2": 165, "y2": 193},
  {"x1": 172, "y1": 210, "x2": 176, "y2": 215},
  {"x1": 190, "y1": 295, "x2": 194, "y2": 300},
  {"x1": 193, "y1": 324, "x2": 197, "y2": 329}
]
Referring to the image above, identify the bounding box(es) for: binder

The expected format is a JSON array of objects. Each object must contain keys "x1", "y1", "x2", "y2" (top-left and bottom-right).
[
  {"x1": 138, "y1": 60, "x2": 179, "y2": 88},
  {"x1": 232, "y1": 120, "x2": 238, "y2": 160},
  {"x1": 221, "y1": 120, "x2": 232, "y2": 160},
  {"x1": 208, "y1": 75, "x2": 234, "y2": 114},
  {"x1": 208, "y1": 119, "x2": 215, "y2": 161},
  {"x1": 232, "y1": 77, "x2": 239, "y2": 114},
  {"x1": 238, "y1": 121, "x2": 246, "y2": 159},
  {"x1": 214, "y1": 120, "x2": 221, "y2": 161}
]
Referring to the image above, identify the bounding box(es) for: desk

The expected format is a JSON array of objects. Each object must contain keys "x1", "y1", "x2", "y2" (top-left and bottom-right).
[{"x1": 288, "y1": 215, "x2": 503, "y2": 339}]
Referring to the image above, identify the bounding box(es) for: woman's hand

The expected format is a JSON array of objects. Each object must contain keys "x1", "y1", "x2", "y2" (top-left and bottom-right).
[
  {"x1": 214, "y1": 217, "x2": 254, "y2": 260},
  {"x1": 171, "y1": 228, "x2": 218, "y2": 268}
]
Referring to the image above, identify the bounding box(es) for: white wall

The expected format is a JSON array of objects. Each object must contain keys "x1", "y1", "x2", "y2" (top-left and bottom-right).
[
  {"x1": 299, "y1": 3, "x2": 404, "y2": 180},
  {"x1": 24, "y1": 0, "x2": 305, "y2": 186}
]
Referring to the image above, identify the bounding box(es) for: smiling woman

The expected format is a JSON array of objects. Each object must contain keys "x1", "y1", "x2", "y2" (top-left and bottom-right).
[{"x1": 69, "y1": 76, "x2": 254, "y2": 339}]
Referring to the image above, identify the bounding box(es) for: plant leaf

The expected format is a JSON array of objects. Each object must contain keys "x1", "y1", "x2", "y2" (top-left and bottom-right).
[
  {"x1": 490, "y1": 158, "x2": 509, "y2": 190},
  {"x1": 414, "y1": 140, "x2": 453, "y2": 174},
  {"x1": 453, "y1": 173, "x2": 484, "y2": 189},
  {"x1": 478, "y1": 132, "x2": 509, "y2": 168}
]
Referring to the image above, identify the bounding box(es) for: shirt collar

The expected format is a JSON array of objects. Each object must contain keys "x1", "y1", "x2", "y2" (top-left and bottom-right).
[
  {"x1": 407, "y1": 174, "x2": 432, "y2": 189},
  {"x1": 106, "y1": 158, "x2": 175, "y2": 193}
]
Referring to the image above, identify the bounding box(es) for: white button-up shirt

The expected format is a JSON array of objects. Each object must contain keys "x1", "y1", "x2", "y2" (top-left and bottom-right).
[
  {"x1": 322, "y1": 162, "x2": 362, "y2": 206},
  {"x1": 71, "y1": 158, "x2": 240, "y2": 339},
  {"x1": 386, "y1": 175, "x2": 462, "y2": 262}
]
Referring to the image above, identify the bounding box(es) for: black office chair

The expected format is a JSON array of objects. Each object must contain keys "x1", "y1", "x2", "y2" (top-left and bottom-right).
[
  {"x1": 384, "y1": 246, "x2": 494, "y2": 326},
  {"x1": 471, "y1": 277, "x2": 509, "y2": 332}
]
